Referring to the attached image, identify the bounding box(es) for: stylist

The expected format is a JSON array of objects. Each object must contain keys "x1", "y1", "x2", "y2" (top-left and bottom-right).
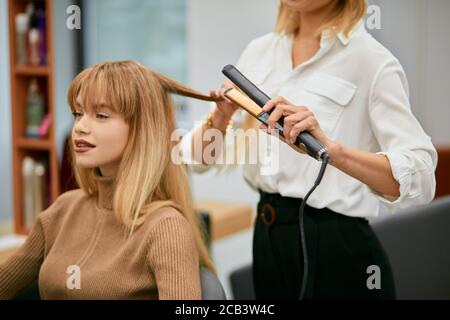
[{"x1": 180, "y1": 0, "x2": 437, "y2": 299}]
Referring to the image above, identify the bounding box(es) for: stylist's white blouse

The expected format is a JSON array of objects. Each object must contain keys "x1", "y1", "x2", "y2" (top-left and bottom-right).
[{"x1": 181, "y1": 21, "x2": 437, "y2": 218}]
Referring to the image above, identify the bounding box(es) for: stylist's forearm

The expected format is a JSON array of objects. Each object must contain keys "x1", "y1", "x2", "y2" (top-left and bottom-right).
[
  {"x1": 328, "y1": 142, "x2": 400, "y2": 198},
  {"x1": 191, "y1": 108, "x2": 231, "y2": 165}
]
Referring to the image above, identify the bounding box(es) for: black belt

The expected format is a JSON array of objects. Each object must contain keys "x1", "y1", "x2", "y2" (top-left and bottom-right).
[
  {"x1": 258, "y1": 191, "x2": 324, "y2": 225},
  {"x1": 258, "y1": 190, "x2": 366, "y2": 226}
]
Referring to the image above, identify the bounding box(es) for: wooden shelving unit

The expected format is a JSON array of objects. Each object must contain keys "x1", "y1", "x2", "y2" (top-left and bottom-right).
[
  {"x1": 14, "y1": 65, "x2": 50, "y2": 76},
  {"x1": 8, "y1": 0, "x2": 59, "y2": 235}
]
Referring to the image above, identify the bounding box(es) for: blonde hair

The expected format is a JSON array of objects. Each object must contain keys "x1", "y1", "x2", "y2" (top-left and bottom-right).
[
  {"x1": 67, "y1": 60, "x2": 217, "y2": 272},
  {"x1": 275, "y1": 0, "x2": 367, "y2": 37}
]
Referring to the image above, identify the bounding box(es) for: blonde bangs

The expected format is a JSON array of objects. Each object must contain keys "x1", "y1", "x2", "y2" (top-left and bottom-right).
[
  {"x1": 275, "y1": 0, "x2": 367, "y2": 37},
  {"x1": 67, "y1": 63, "x2": 138, "y2": 121}
]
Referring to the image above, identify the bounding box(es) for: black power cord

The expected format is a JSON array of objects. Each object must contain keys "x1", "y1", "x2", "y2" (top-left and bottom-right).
[{"x1": 298, "y1": 153, "x2": 330, "y2": 300}]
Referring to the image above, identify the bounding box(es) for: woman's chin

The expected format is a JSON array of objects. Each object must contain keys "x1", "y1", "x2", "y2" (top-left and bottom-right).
[{"x1": 74, "y1": 159, "x2": 98, "y2": 169}]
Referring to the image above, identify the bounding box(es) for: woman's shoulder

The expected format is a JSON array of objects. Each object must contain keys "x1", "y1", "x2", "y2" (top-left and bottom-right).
[
  {"x1": 49, "y1": 188, "x2": 88, "y2": 210},
  {"x1": 143, "y1": 205, "x2": 190, "y2": 232},
  {"x1": 57, "y1": 188, "x2": 88, "y2": 202},
  {"x1": 349, "y1": 30, "x2": 403, "y2": 70},
  {"x1": 37, "y1": 188, "x2": 89, "y2": 226},
  {"x1": 142, "y1": 205, "x2": 197, "y2": 250}
]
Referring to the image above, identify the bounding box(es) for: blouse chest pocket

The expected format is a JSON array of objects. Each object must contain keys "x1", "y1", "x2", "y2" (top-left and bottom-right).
[{"x1": 302, "y1": 73, "x2": 357, "y2": 138}]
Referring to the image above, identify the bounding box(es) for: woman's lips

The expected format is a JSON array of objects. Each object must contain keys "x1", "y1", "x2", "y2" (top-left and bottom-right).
[
  {"x1": 74, "y1": 139, "x2": 96, "y2": 153},
  {"x1": 74, "y1": 146, "x2": 94, "y2": 153}
]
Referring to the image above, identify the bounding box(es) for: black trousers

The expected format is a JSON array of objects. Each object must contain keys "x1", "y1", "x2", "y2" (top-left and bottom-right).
[{"x1": 253, "y1": 191, "x2": 396, "y2": 300}]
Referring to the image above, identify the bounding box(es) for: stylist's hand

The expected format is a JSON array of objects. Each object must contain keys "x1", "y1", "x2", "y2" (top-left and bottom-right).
[
  {"x1": 209, "y1": 81, "x2": 240, "y2": 120},
  {"x1": 260, "y1": 96, "x2": 332, "y2": 155}
]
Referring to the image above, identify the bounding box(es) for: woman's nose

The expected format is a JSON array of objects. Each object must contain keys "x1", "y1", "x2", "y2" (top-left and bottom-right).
[{"x1": 73, "y1": 115, "x2": 91, "y2": 134}]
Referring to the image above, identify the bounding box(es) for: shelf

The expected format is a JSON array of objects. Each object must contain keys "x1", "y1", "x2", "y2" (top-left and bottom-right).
[
  {"x1": 14, "y1": 65, "x2": 50, "y2": 76},
  {"x1": 195, "y1": 200, "x2": 253, "y2": 240},
  {"x1": 9, "y1": 0, "x2": 59, "y2": 235},
  {"x1": 16, "y1": 137, "x2": 52, "y2": 151}
]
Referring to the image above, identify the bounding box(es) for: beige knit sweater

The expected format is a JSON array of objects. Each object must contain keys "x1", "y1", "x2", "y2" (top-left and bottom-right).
[{"x1": 0, "y1": 173, "x2": 201, "y2": 300}]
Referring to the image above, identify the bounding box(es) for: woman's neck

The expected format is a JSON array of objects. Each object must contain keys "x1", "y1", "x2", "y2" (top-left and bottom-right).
[
  {"x1": 99, "y1": 162, "x2": 120, "y2": 178},
  {"x1": 290, "y1": 3, "x2": 335, "y2": 69},
  {"x1": 297, "y1": 3, "x2": 335, "y2": 39}
]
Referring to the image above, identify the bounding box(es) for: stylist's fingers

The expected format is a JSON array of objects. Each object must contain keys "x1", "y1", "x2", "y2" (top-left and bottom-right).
[
  {"x1": 259, "y1": 123, "x2": 268, "y2": 132},
  {"x1": 211, "y1": 90, "x2": 228, "y2": 105},
  {"x1": 210, "y1": 90, "x2": 218, "y2": 99},
  {"x1": 214, "y1": 82, "x2": 240, "y2": 116},
  {"x1": 219, "y1": 81, "x2": 234, "y2": 95},
  {"x1": 218, "y1": 87, "x2": 230, "y2": 97},
  {"x1": 262, "y1": 96, "x2": 292, "y2": 113},
  {"x1": 221, "y1": 80, "x2": 234, "y2": 89},
  {"x1": 289, "y1": 118, "x2": 318, "y2": 143},
  {"x1": 266, "y1": 104, "x2": 299, "y2": 130},
  {"x1": 218, "y1": 82, "x2": 236, "y2": 102},
  {"x1": 259, "y1": 122, "x2": 294, "y2": 147},
  {"x1": 283, "y1": 107, "x2": 312, "y2": 140},
  {"x1": 259, "y1": 123, "x2": 306, "y2": 154}
]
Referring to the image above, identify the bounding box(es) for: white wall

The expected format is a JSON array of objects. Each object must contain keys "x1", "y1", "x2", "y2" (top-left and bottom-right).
[
  {"x1": 0, "y1": 0, "x2": 13, "y2": 225},
  {"x1": 368, "y1": 0, "x2": 450, "y2": 146},
  {"x1": 187, "y1": 0, "x2": 278, "y2": 205},
  {"x1": 419, "y1": 0, "x2": 450, "y2": 146},
  {"x1": 53, "y1": 0, "x2": 78, "y2": 158}
]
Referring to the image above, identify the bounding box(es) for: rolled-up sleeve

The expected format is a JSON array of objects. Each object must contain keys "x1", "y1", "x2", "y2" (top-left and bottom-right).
[
  {"x1": 179, "y1": 117, "x2": 212, "y2": 174},
  {"x1": 179, "y1": 105, "x2": 246, "y2": 174},
  {"x1": 368, "y1": 59, "x2": 437, "y2": 210}
]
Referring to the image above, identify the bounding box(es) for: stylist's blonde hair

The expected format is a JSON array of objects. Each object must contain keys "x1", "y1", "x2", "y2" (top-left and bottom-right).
[
  {"x1": 67, "y1": 60, "x2": 217, "y2": 272},
  {"x1": 275, "y1": 0, "x2": 367, "y2": 37}
]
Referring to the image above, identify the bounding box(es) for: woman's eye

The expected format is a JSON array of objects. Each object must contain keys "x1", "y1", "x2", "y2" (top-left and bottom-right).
[
  {"x1": 72, "y1": 111, "x2": 82, "y2": 119},
  {"x1": 96, "y1": 113, "x2": 110, "y2": 120}
]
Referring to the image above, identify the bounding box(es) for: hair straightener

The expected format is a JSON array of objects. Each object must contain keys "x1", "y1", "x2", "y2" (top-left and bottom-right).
[
  {"x1": 222, "y1": 64, "x2": 329, "y2": 161},
  {"x1": 222, "y1": 64, "x2": 330, "y2": 300}
]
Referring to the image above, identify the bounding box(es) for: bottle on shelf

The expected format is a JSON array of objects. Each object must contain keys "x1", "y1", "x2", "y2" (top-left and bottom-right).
[
  {"x1": 26, "y1": 78, "x2": 45, "y2": 138},
  {"x1": 33, "y1": 161, "x2": 46, "y2": 221},
  {"x1": 25, "y1": 2, "x2": 35, "y2": 17},
  {"x1": 37, "y1": 9, "x2": 47, "y2": 65},
  {"x1": 28, "y1": 12, "x2": 41, "y2": 66},
  {"x1": 15, "y1": 13, "x2": 29, "y2": 66},
  {"x1": 22, "y1": 156, "x2": 47, "y2": 229},
  {"x1": 22, "y1": 156, "x2": 35, "y2": 228}
]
